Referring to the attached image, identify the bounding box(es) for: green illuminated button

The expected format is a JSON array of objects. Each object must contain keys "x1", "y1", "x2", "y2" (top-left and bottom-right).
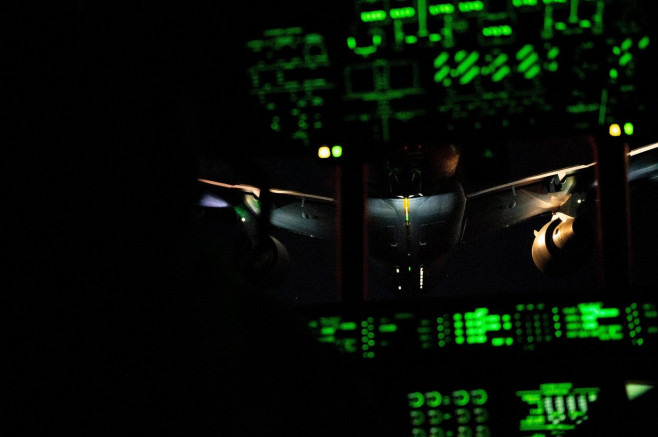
[
  {"x1": 453, "y1": 390, "x2": 470, "y2": 406},
  {"x1": 339, "y1": 321, "x2": 356, "y2": 331},
  {"x1": 471, "y1": 389, "x2": 488, "y2": 405},
  {"x1": 458, "y1": 1, "x2": 484, "y2": 12},
  {"x1": 426, "y1": 391, "x2": 443, "y2": 407},
  {"x1": 455, "y1": 408, "x2": 471, "y2": 424},
  {"x1": 410, "y1": 410, "x2": 425, "y2": 426},
  {"x1": 540, "y1": 383, "x2": 572, "y2": 396},
  {"x1": 360, "y1": 10, "x2": 386, "y2": 22},
  {"x1": 429, "y1": 3, "x2": 455, "y2": 15},
  {"x1": 390, "y1": 7, "x2": 416, "y2": 19},
  {"x1": 427, "y1": 410, "x2": 443, "y2": 425},
  {"x1": 408, "y1": 392, "x2": 425, "y2": 408}
]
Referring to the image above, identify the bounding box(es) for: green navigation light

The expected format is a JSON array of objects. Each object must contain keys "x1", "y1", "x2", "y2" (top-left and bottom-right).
[{"x1": 233, "y1": 206, "x2": 249, "y2": 222}]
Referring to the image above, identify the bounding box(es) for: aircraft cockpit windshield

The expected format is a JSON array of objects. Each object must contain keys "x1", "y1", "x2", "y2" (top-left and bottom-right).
[
  {"x1": 195, "y1": 2, "x2": 658, "y2": 433},
  {"x1": 199, "y1": 0, "x2": 658, "y2": 304}
]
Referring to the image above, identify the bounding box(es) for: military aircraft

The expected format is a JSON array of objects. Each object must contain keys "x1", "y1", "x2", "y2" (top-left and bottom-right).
[{"x1": 196, "y1": 139, "x2": 658, "y2": 294}]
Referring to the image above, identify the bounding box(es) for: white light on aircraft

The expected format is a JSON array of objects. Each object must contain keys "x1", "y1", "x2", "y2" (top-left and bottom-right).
[{"x1": 199, "y1": 193, "x2": 229, "y2": 208}]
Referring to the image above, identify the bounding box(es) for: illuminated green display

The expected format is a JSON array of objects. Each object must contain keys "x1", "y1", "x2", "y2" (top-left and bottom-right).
[
  {"x1": 361, "y1": 317, "x2": 376, "y2": 358},
  {"x1": 243, "y1": 1, "x2": 652, "y2": 148},
  {"x1": 516, "y1": 383, "x2": 600, "y2": 434},
  {"x1": 309, "y1": 316, "x2": 360, "y2": 353},
  {"x1": 408, "y1": 387, "x2": 490, "y2": 437},
  {"x1": 404, "y1": 380, "x2": 654, "y2": 436},
  {"x1": 562, "y1": 302, "x2": 623, "y2": 340},
  {"x1": 306, "y1": 301, "x2": 658, "y2": 357},
  {"x1": 245, "y1": 27, "x2": 335, "y2": 146},
  {"x1": 342, "y1": 0, "x2": 652, "y2": 140},
  {"x1": 452, "y1": 307, "x2": 514, "y2": 346}
]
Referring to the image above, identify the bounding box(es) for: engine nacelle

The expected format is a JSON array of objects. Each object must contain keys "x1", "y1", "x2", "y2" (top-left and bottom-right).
[
  {"x1": 243, "y1": 234, "x2": 291, "y2": 289},
  {"x1": 532, "y1": 214, "x2": 592, "y2": 276}
]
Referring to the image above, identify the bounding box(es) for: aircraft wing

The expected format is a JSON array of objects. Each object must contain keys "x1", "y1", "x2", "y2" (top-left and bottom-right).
[
  {"x1": 267, "y1": 192, "x2": 336, "y2": 239},
  {"x1": 461, "y1": 142, "x2": 658, "y2": 243},
  {"x1": 198, "y1": 178, "x2": 337, "y2": 239},
  {"x1": 198, "y1": 142, "x2": 657, "y2": 245}
]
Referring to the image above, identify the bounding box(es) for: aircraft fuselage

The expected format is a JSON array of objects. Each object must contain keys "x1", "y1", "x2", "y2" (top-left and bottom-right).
[{"x1": 367, "y1": 180, "x2": 466, "y2": 292}]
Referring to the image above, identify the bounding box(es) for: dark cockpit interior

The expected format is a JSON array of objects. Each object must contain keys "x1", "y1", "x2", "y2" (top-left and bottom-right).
[{"x1": 9, "y1": 1, "x2": 658, "y2": 435}]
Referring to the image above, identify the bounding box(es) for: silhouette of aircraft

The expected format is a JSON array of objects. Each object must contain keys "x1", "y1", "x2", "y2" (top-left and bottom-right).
[{"x1": 197, "y1": 141, "x2": 658, "y2": 293}]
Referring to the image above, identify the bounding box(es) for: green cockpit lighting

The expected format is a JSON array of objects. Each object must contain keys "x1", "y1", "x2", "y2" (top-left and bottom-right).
[
  {"x1": 517, "y1": 383, "x2": 600, "y2": 433},
  {"x1": 244, "y1": 1, "x2": 653, "y2": 158}
]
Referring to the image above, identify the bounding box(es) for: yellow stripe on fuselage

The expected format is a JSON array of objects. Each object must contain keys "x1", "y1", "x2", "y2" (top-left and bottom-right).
[{"x1": 403, "y1": 197, "x2": 410, "y2": 224}]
